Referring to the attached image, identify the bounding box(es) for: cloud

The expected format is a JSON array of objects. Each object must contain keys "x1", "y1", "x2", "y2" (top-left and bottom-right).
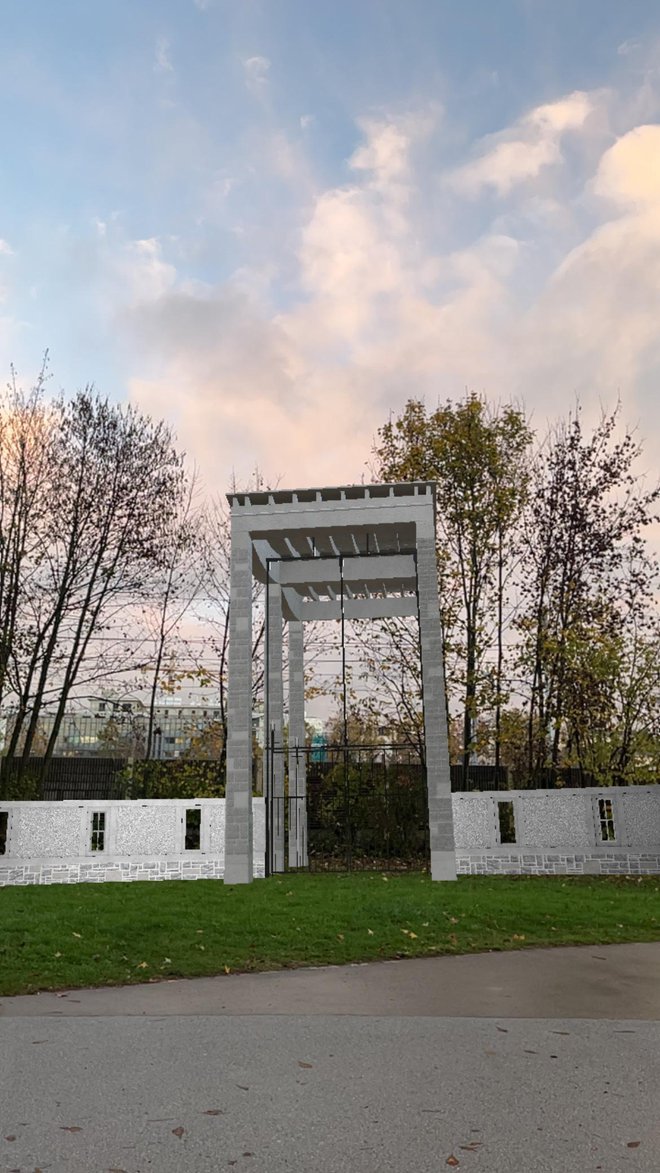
[
  {"x1": 243, "y1": 55, "x2": 270, "y2": 95},
  {"x1": 618, "y1": 39, "x2": 641, "y2": 56},
  {"x1": 594, "y1": 124, "x2": 660, "y2": 207},
  {"x1": 449, "y1": 91, "x2": 594, "y2": 196},
  {"x1": 154, "y1": 36, "x2": 174, "y2": 74},
  {"x1": 91, "y1": 90, "x2": 660, "y2": 497},
  {"x1": 0, "y1": 240, "x2": 14, "y2": 256}
]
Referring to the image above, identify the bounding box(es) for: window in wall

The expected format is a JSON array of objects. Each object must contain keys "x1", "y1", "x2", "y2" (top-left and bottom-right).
[
  {"x1": 498, "y1": 800, "x2": 516, "y2": 844},
  {"x1": 185, "y1": 808, "x2": 201, "y2": 851},
  {"x1": 0, "y1": 810, "x2": 7, "y2": 855},
  {"x1": 598, "y1": 797, "x2": 616, "y2": 841},
  {"x1": 90, "y1": 811, "x2": 106, "y2": 851}
]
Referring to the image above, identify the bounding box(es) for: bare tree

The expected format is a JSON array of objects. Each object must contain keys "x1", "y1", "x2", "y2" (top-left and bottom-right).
[
  {"x1": 3, "y1": 381, "x2": 187, "y2": 776},
  {"x1": 141, "y1": 469, "x2": 206, "y2": 759}
]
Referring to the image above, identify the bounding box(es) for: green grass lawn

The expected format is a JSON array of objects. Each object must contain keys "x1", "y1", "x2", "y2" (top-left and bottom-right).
[{"x1": 1, "y1": 872, "x2": 659, "y2": 997}]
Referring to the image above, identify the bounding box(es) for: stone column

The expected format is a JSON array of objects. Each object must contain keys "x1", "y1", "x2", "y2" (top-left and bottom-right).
[
  {"x1": 224, "y1": 515, "x2": 254, "y2": 884},
  {"x1": 287, "y1": 617, "x2": 307, "y2": 868},
  {"x1": 416, "y1": 522, "x2": 457, "y2": 881},
  {"x1": 265, "y1": 575, "x2": 285, "y2": 872}
]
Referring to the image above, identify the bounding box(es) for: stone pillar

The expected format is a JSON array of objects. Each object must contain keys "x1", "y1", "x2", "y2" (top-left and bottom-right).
[
  {"x1": 224, "y1": 516, "x2": 254, "y2": 884},
  {"x1": 287, "y1": 617, "x2": 307, "y2": 868},
  {"x1": 265, "y1": 576, "x2": 285, "y2": 872},
  {"x1": 416, "y1": 523, "x2": 457, "y2": 881}
]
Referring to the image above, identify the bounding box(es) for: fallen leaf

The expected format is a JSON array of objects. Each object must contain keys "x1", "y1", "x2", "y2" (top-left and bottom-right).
[
  {"x1": 136, "y1": 961, "x2": 149, "y2": 969},
  {"x1": 236, "y1": 1085, "x2": 249, "y2": 1091},
  {"x1": 459, "y1": 1142, "x2": 483, "y2": 1151},
  {"x1": 243, "y1": 1153, "x2": 254, "y2": 1158},
  {"x1": 224, "y1": 966, "x2": 231, "y2": 974},
  {"x1": 196, "y1": 929, "x2": 204, "y2": 934},
  {"x1": 4, "y1": 1135, "x2": 16, "y2": 1141},
  {"x1": 54, "y1": 952, "x2": 62, "y2": 958},
  {"x1": 172, "y1": 1126, "x2": 185, "y2": 1138},
  {"x1": 60, "y1": 1126, "x2": 83, "y2": 1132},
  {"x1": 551, "y1": 1030, "x2": 570, "y2": 1035},
  {"x1": 627, "y1": 1142, "x2": 641, "y2": 1149},
  {"x1": 367, "y1": 929, "x2": 374, "y2": 935},
  {"x1": 496, "y1": 1026, "x2": 508, "y2": 1033},
  {"x1": 446, "y1": 1156, "x2": 460, "y2": 1167},
  {"x1": 31, "y1": 1040, "x2": 49, "y2": 1045},
  {"x1": 337, "y1": 933, "x2": 344, "y2": 941},
  {"x1": 422, "y1": 921, "x2": 429, "y2": 927},
  {"x1": 72, "y1": 932, "x2": 81, "y2": 939},
  {"x1": 408, "y1": 931, "x2": 418, "y2": 939},
  {"x1": 298, "y1": 1061, "x2": 313, "y2": 1069},
  {"x1": 162, "y1": 958, "x2": 172, "y2": 965},
  {"x1": 198, "y1": 944, "x2": 205, "y2": 951},
  {"x1": 381, "y1": 876, "x2": 389, "y2": 881},
  {"x1": 202, "y1": 1109, "x2": 224, "y2": 1116},
  {"x1": 512, "y1": 934, "x2": 525, "y2": 941}
]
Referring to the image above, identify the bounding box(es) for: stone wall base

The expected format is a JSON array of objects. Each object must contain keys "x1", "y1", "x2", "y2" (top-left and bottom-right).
[
  {"x1": 0, "y1": 857, "x2": 266, "y2": 886},
  {"x1": 456, "y1": 852, "x2": 660, "y2": 875}
]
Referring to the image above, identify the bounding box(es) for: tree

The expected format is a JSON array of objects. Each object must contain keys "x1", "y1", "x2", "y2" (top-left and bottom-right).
[
  {"x1": 0, "y1": 360, "x2": 58, "y2": 711},
  {"x1": 517, "y1": 403, "x2": 660, "y2": 776},
  {"x1": 2, "y1": 373, "x2": 188, "y2": 779},
  {"x1": 141, "y1": 470, "x2": 205, "y2": 760},
  {"x1": 373, "y1": 394, "x2": 532, "y2": 778}
]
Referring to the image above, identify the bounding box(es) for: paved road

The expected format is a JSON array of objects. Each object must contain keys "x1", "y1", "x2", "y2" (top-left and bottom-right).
[{"x1": 2, "y1": 944, "x2": 659, "y2": 1173}]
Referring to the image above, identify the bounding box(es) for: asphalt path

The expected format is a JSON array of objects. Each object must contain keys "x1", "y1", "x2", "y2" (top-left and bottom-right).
[{"x1": 1, "y1": 943, "x2": 659, "y2": 1173}]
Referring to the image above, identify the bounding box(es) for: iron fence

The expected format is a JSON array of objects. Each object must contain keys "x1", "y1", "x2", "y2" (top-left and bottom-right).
[{"x1": 266, "y1": 743, "x2": 430, "y2": 874}]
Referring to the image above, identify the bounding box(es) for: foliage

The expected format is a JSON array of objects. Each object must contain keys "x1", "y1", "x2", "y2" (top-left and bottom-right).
[
  {"x1": 372, "y1": 393, "x2": 532, "y2": 775},
  {"x1": 117, "y1": 758, "x2": 226, "y2": 799},
  {"x1": 516, "y1": 404, "x2": 660, "y2": 776}
]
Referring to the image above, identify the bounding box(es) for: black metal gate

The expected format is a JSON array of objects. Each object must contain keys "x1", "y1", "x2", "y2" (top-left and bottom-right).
[{"x1": 265, "y1": 741, "x2": 430, "y2": 874}]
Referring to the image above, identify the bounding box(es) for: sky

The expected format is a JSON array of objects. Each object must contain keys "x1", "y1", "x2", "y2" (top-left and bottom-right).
[{"x1": 2, "y1": 0, "x2": 660, "y2": 494}]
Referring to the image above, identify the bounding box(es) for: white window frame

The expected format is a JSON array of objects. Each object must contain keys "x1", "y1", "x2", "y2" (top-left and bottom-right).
[
  {"x1": 593, "y1": 794, "x2": 618, "y2": 844},
  {"x1": 85, "y1": 808, "x2": 108, "y2": 856}
]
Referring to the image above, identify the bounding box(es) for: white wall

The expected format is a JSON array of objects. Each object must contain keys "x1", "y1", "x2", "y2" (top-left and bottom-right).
[
  {"x1": 0, "y1": 798, "x2": 265, "y2": 885},
  {"x1": 1, "y1": 788, "x2": 660, "y2": 885}
]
